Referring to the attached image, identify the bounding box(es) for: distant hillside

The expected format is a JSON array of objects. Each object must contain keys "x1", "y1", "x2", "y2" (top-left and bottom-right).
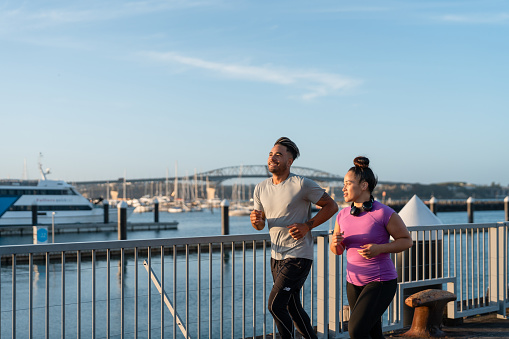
[{"x1": 370, "y1": 182, "x2": 509, "y2": 201}]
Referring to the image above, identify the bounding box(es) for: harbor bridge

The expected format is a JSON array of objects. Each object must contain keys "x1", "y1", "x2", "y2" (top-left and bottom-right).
[{"x1": 74, "y1": 165, "x2": 344, "y2": 186}]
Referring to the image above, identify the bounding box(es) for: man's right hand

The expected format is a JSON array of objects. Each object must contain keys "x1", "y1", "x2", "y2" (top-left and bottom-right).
[{"x1": 250, "y1": 209, "x2": 265, "y2": 230}]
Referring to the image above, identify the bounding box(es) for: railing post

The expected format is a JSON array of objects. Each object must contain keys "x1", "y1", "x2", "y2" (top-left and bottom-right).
[
  {"x1": 489, "y1": 223, "x2": 508, "y2": 319},
  {"x1": 328, "y1": 236, "x2": 342, "y2": 338},
  {"x1": 317, "y1": 235, "x2": 329, "y2": 338}
]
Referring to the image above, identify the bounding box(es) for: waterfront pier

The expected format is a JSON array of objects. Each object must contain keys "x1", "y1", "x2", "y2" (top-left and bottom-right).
[{"x1": 0, "y1": 221, "x2": 507, "y2": 338}]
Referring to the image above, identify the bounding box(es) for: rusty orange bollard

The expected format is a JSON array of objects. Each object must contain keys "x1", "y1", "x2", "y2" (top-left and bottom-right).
[{"x1": 403, "y1": 289, "x2": 456, "y2": 338}]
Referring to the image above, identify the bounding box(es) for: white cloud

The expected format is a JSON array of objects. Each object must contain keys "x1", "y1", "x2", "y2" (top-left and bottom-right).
[
  {"x1": 439, "y1": 13, "x2": 509, "y2": 24},
  {"x1": 0, "y1": 0, "x2": 210, "y2": 30},
  {"x1": 141, "y1": 51, "x2": 361, "y2": 100}
]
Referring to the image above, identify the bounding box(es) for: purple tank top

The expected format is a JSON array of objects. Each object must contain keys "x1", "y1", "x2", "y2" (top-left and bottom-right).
[{"x1": 336, "y1": 201, "x2": 398, "y2": 285}]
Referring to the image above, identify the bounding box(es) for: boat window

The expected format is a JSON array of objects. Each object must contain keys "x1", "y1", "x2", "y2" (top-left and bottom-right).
[
  {"x1": 0, "y1": 188, "x2": 77, "y2": 196},
  {"x1": 9, "y1": 205, "x2": 93, "y2": 211}
]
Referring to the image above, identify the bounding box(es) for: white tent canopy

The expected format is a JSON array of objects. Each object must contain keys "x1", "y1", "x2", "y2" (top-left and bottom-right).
[
  {"x1": 397, "y1": 194, "x2": 442, "y2": 241},
  {"x1": 399, "y1": 195, "x2": 442, "y2": 226}
]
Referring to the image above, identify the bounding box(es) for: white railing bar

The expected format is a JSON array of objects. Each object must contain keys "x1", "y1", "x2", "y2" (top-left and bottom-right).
[
  {"x1": 134, "y1": 247, "x2": 138, "y2": 339},
  {"x1": 142, "y1": 259, "x2": 189, "y2": 338},
  {"x1": 77, "y1": 250, "x2": 81, "y2": 339},
  {"x1": 428, "y1": 230, "x2": 431, "y2": 279},
  {"x1": 208, "y1": 244, "x2": 212, "y2": 339},
  {"x1": 459, "y1": 229, "x2": 463, "y2": 312},
  {"x1": 435, "y1": 229, "x2": 439, "y2": 278},
  {"x1": 311, "y1": 261, "x2": 314, "y2": 325},
  {"x1": 407, "y1": 223, "x2": 499, "y2": 232},
  {"x1": 252, "y1": 240, "x2": 257, "y2": 339},
  {"x1": 472, "y1": 228, "x2": 478, "y2": 307},
  {"x1": 453, "y1": 228, "x2": 457, "y2": 309},
  {"x1": 61, "y1": 252, "x2": 65, "y2": 339},
  {"x1": 161, "y1": 246, "x2": 164, "y2": 339},
  {"x1": 482, "y1": 229, "x2": 486, "y2": 307},
  {"x1": 436, "y1": 230, "x2": 444, "y2": 278},
  {"x1": 220, "y1": 242, "x2": 224, "y2": 339},
  {"x1": 186, "y1": 244, "x2": 189, "y2": 339},
  {"x1": 173, "y1": 245, "x2": 177, "y2": 339},
  {"x1": 107, "y1": 249, "x2": 111, "y2": 338},
  {"x1": 470, "y1": 229, "x2": 474, "y2": 308},
  {"x1": 242, "y1": 241, "x2": 246, "y2": 339},
  {"x1": 409, "y1": 239, "x2": 413, "y2": 281},
  {"x1": 45, "y1": 253, "x2": 49, "y2": 339},
  {"x1": 147, "y1": 247, "x2": 151, "y2": 339},
  {"x1": 231, "y1": 242, "x2": 235, "y2": 339},
  {"x1": 29, "y1": 253, "x2": 33, "y2": 339},
  {"x1": 12, "y1": 254, "x2": 16, "y2": 339},
  {"x1": 0, "y1": 255, "x2": 1, "y2": 336},
  {"x1": 92, "y1": 250, "x2": 96, "y2": 339},
  {"x1": 262, "y1": 240, "x2": 267, "y2": 339},
  {"x1": 341, "y1": 254, "x2": 345, "y2": 331},
  {"x1": 197, "y1": 244, "x2": 201, "y2": 339},
  {"x1": 466, "y1": 230, "x2": 470, "y2": 308},
  {"x1": 121, "y1": 248, "x2": 125, "y2": 339},
  {"x1": 447, "y1": 230, "x2": 452, "y2": 277},
  {"x1": 419, "y1": 232, "x2": 423, "y2": 280}
]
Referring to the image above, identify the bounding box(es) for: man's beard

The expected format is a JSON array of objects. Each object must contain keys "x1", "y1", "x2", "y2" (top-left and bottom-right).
[{"x1": 269, "y1": 162, "x2": 288, "y2": 174}]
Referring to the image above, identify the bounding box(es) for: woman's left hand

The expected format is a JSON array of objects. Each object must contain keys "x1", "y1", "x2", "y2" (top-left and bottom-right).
[{"x1": 357, "y1": 244, "x2": 381, "y2": 259}]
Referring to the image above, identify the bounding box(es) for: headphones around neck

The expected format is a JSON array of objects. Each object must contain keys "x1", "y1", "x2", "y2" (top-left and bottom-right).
[{"x1": 350, "y1": 196, "x2": 374, "y2": 216}]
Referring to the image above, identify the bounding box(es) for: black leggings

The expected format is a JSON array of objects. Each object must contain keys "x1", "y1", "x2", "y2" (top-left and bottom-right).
[
  {"x1": 346, "y1": 279, "x2": 397, "y2": 339},
  {"x1": 268, "y1": 258, "x2": 317, "y2": 339}
]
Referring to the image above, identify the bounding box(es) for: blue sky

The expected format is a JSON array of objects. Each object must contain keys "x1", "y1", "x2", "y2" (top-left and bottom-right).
[{"x1": 1, "y1": 0, "x2": 508, "y2": 185}]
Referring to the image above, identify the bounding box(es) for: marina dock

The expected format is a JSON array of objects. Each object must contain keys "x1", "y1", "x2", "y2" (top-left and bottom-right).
[{"x1": 0, "y1": 221, "x2": 178, "y2": 236}]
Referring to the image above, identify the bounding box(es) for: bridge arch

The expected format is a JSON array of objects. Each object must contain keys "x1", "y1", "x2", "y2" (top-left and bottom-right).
[{"x1": 197, "y1": 165, "x2": 343, "y2": 185}]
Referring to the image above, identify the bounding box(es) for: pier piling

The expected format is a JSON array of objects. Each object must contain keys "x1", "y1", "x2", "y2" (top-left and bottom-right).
[
  {"x1": 505, "y1": 196, "x2": 509, "y2": 221},
  {"x1": 154, "y1": 198, "x2": 159, "y2": 223},
  {"x1": 221, "y1": 199, "x2": 229, "y2": 235},
  {"x1": 430, "y1": 196, "x2": 437, "y2": 214},
  {"x1": 467, "y1": 197, "x2": 475, "y2": 223},
  {"x1": 32, "y1": 203, "x2": 38, "y2": 226},
  {"x1": 103, "y1": 200, "x2": 109, "y2": 224},
  {"x1": 118, "y1": 201, "x2": 127, "y2": 240}
]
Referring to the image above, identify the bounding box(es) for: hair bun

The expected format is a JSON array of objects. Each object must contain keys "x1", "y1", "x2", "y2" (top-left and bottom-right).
[{"x1": 353, "y1": 156, "x2": 370, "y2": 169}]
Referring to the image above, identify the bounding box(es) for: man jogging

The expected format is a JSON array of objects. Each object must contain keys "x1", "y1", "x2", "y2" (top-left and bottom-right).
[{"x1": 250, "y1": 137, "x2": 338, "y2": 339}]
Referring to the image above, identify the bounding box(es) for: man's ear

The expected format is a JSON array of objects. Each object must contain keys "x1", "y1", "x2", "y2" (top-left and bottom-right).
[
  {"x1": 362, "y1": 181, "x2": 368, "y2": 191},
  {"x1": 288, "y1": 157, "x2": 294, "y2": 166}
]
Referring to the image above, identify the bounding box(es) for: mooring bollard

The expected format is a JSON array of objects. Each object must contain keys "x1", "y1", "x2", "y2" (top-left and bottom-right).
[
  {"x1": 103, "y1": 199, "x2": 109, "y2": 224},
  {"x1": 429, "y1": 196, "x2": 437, "y2": 215},
  {"x1": 154, "y1": 198, "x2": 159, "y2": 223},
  {"x1": 467, "y1": 197, "x2": 475, "y2": 223},
  {"x1": 32, "y1": 202, "x2": 38, "y2": 226},
  {"x1": 505, "y1": 196, "x2": 509, "y2": 222},
  {"x1": 118, "y1": 201, "x2": 127, "y2": 240},
  {"x1": 221, "y1": 199, "x2": 229, "y2": 235}
]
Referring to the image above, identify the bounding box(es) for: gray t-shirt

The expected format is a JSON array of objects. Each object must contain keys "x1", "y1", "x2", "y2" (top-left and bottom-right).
[{"x1": 253, "y1": 173, "x2": 325, "y2": 260}]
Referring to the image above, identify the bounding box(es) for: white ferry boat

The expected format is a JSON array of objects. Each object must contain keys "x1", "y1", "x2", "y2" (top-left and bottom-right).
[{"x1": 0, "y1": 164, "x2": 124, "y2": 226}]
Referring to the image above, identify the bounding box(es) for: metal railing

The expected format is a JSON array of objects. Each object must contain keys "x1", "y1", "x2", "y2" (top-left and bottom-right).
[
  {"x1": 0, "y1": 223, "x2": 508, "y2": 338},
  {"x1": 0, "y1": 231, "x2": 329, "y2": 338}
]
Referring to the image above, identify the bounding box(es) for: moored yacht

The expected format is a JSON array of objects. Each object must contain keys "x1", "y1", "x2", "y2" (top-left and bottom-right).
[{"x1": 0, "y1": 163, "x2": 126, "y2": 226}]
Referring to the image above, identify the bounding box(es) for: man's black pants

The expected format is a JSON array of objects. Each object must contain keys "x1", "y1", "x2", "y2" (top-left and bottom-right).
[{"x1": 268, "y1": 257, "x2": 317, "y2": 339}]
